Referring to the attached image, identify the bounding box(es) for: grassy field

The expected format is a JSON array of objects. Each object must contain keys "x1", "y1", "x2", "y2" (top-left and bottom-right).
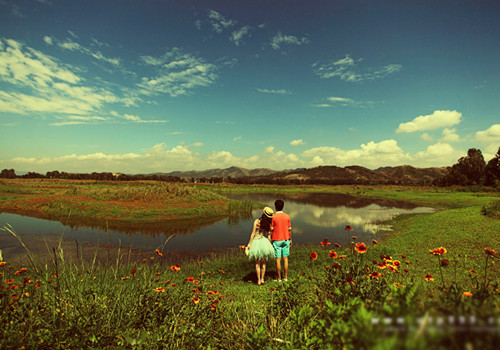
[{"x1": 0, "y1": 181, "x2": 499, "y2": 349}]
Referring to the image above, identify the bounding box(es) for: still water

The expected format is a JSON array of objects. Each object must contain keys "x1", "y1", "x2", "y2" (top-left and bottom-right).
[{"x1": 0, "y1": 193, "x2": 434, "y2": 257}]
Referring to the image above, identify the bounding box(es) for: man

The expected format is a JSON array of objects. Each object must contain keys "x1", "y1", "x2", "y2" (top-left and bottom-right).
[{"x1": 270, "y1": 199, "x2": 292, "y2": 282}]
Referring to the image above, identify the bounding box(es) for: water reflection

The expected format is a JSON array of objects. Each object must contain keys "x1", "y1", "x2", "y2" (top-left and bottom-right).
[{"x1": 0, "y1": 192, "x2": 435, "y2": 261}]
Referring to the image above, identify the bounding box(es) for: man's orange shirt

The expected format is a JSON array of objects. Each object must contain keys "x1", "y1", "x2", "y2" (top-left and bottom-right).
[{"x1": 270, "y1": 211, "x2": 291, "y2": 241}]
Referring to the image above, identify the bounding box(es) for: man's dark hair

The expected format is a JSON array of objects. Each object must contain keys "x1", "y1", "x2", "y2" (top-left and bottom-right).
[{"x1": 274, "y1": 199, "x2": 284, "y2": 211}]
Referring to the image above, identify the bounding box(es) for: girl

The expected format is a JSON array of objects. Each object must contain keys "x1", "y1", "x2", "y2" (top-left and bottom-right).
[{"x1": 246, "y1": 207, "x2": 276, "y2": 285}]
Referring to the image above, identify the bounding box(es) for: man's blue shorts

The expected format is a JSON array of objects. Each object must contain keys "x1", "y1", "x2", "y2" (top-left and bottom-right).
[{"x1": 272, "y1": 240, "x2": 291, "y2": 258}]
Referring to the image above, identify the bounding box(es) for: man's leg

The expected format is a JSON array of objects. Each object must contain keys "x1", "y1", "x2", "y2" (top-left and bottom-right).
[
  {"x1": 283, "y1": 256, "x2": 288, "y2": 280},
  {"x1": 275, "y1": 258, "x2": 282, "y2": 281}
]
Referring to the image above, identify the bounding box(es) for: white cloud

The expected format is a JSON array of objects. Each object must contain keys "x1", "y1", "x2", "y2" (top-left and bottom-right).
[
  {"x1": 233, "y1": 136, "x2": 242, "y2": 141},
  {"x1": 207, "y1": 9, "x2": 236, "y2": 33},
  {"x1": 290, "y1": 139, "x2": 305, "y2": 146},
  {"x1": 231, "y1": 26, "x2": 252, "y2": 46},
  {"x1": 313, "y1": 55, "x2": 402, "y2": 82},
  {"x1": 421, "y1": 133, "x2": 433, "y2": 141},
  {"x1": 396, "y1": 110, "x2": 462, "y2": 133},
  {"x1": 256, "y1": 88, "x2": 292, "y2": 95},
  {"x1": 414, "y1": 143, "x2": 463, "y2": 167},
  {"x1": 440, "y1": 128, "x2": 461, "y2": 143},
  {"x1": 475, "y1": 124, "x2": 500, "y2": 156},
  {"x1": 139, "y1": 48, "x2": 217, "y2": 97},
  {"x1": 270, "y1": 32, "x2": 310, "y2": 51}
]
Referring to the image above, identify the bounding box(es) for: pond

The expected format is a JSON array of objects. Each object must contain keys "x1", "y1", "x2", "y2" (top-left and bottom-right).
[{"x1": 0, "y1": 192, "x2": 435, "y2": 262}]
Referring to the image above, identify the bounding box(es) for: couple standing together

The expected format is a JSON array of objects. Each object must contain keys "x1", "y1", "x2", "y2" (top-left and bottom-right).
[{"x1": 246, "y1": 199, "x2": 292, "y2": 285}]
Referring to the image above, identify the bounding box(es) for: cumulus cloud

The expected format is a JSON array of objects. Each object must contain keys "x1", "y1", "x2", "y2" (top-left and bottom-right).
[
  {"x1": 413, "y1": 143, "x2": 463, "y2": 167},
  {"x1": 396, "y1": 110, "x2": 462, "y2": 133},
  {"x1": 270, "y1": 32, "x2": 310, "y2": 51},
  {"x1": 290, "y1": 139, "x2": 305, "y2": 146},
  {"x1": 421, "y1": 133, "x2": 433, "y2": 142},
  {"x1": 475, "y1": 124, "x2": 500, "y2": 156},
  {"x1": 440, "y1": 128, "x2": 461, "y2": 143},
  {"x1": 139, "y1": 47, "x2": 217, "y2": 97},
  {"x1": 313, "y1": 55, "x2": 402, "y2": 82}
]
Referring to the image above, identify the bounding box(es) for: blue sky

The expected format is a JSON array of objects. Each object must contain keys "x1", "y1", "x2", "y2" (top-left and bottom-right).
[{"x1": 1, "y1": 0, "x2": 499, "y2": 174}]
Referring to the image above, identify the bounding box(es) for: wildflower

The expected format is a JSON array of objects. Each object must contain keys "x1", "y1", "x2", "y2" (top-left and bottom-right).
[
  {"x1": 354, "y1": 242, "x2": 368, "y2": 254},
  {"x1": 334, "y1": 243, "x2": 341, "y2": 248},
  {"x1": 469, "y1": 270, "x2": 478, "y2": 274},
  {"x1": 154, "y1": 287, "x2": 165, "y2": 292},
  {"x1": 270, "y1": 287, "x2": 277, "y2": 292},
  {"x1": 220, "y1": 269, "x2": 225, "y2": 274},
  {"x1": 332, "y1": 263, "x2": 340, "y2": 268},
  {"x1": 121, "y1": 277, "x2": 129, "y2": 280},
  {"x1": 130, "y1": 269, "x2": 136, "y2": 276},
  {"x1": 191, "y1": 288, "x2": 201, "y2": 293},
  {"x1": 10, "y1": 285, "x2": 18, "y2": 290},
  {"x1": 164, "y1": 280, "x2": 171, "y2": 284},
  {"x1": 15, "y1": 268, "x2": 27, "y2": 275},
  {"x1": 321, "y1": 239, "x2": 331, "y2": 247},
  {"x1": 345, "y1": 225, "x2": 353, "y2": 231},
  {"x1": 424, "y1": 273, "x2": 434, "y2": 281},
  {"x1": 310, "y1": 251, "x2": 318, "y2": 260},
  {"x1": 404, "y1": 268, "x2": 409, "y2": 273},
  {"x1": 170, "y1": 283, "x2": 178, "y2": 287},
  {"x1": 329, "y1": 251, "x2": 338, "y2": 258},
  {"x1": 484, "y1": 248, "x2": 496, "y2": 256},
  {"x1": 393, "y1": 260, "x2": 401, "y2": 268},
  {"x1": 4, "y1": 279, "x2": 14, "y2": 284},
  {"x1": 211, "y1": 304, "x2": 217, "y2": 310},
  {"x1": 192, "y1": 296, "x2": 200, "y2": 304},
  {"x1": 154, "y1": 278, "x2": 160, "y2": 283},
  {"x1": 155, "y1": 249, "x2": 163, "y2": 257},
  {"x1": 462, "y1": 291, "x2": 473, "y2": 297},
  {"x1": 352, "y1": 236, "x2": 357, "y2": 240},
  {"x1": 401, "y1": 254, "x2": 407, "y2": 259},
  {"x1": 372, "y1": 239, "x2": 379, "y2": 244},
  {"x1": 393, "y1": 283, "x2": 404, "y2": 288},
  {"x1": 370, "y1": 271, "x2": 381, "y2": 279},
  {"x1": 440, "y1": 259, "x2": 450, "y2": 267},
  {"x1": 207, "y1": 290, "x2": 218, "y2": 295},
  {"x1": 429, "y1": 247, "x2": 447, "y2": 255},
  {"x1": 187, "y1": 276, "x2": 194, "y2": 282},
  {"x1": 219, "y1": 281, "x2": 224, "y2": 285},
  {"x1": 345, "y1": 277, "x2": 355, "y2": 285},
  {"x1": 338, "y1": 255, "x2": 347, "y2": 260},
  {"x1": 377, "y1": 262, "x2": 387, "y2": 269},
  {"x1": 0, "y1": 262, "x2": 6, "y2": 267},
  {"x1": 142, "y1": 258, "x2": 148, "y2": 263},
  {"x1": 387, "y1": 264, "x2": 398, "y2": 272},
  {"x1": 238, "y1": 245, "x2": 245, "y2": 250},
  {"x1": 170, "y1": 264, "x2": 181, "y2": 272}
]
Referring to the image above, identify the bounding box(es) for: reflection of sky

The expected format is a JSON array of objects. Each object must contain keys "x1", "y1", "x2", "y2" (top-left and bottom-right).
[{"x1": 0, "y1": 193, "x2": 434, "y2": 254}]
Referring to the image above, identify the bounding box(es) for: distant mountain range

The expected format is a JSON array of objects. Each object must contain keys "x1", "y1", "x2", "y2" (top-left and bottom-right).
[{"x1": 155, "y1": 165, "x2": 448, "y2": 185}]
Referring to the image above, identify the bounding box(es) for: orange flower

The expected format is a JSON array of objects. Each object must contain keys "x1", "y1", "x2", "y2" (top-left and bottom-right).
[
  {"x1": 352, "y1": 236, "x2": 357, "y2": 240},
  {"x1": 321, "y1": 239, "x2": 331, "y2": 247},
  {"x1": 401, "y1": 254, "x2": 407, "y2": 259},
  {"x1": 121, "y1": 277, "x2": 130, "y2": 280},
  {"x1": 393, "y1": 260, "x2": 401, "y2": 268},
  {"x1": 372, "y1": 239, "x2": 379, "y2": 244},
  {"x1": 484, "y1": 248, "x2": 496, "y2": 256},
  {"x1": 15, "y1": 268, "x2": 27, "y2": 275},
  {"x1": 170, "y1": 283, "x2": 178, "y2": 287},
  {"x1": 345, "y1": 225, "x2": 353, "y2": 231},
  {"x1": 370, "y1": 271, "x2": 382, "y2": 279},
  {"x1": 377, "y1": 262, "x2": 387, "y2": 269},
  {"x1": 462, "y1": 291, "x2": 473, "y2": 297},
  {"x1": 211, "y1": 304, "x2": 217, "y2": 310},
  {"x1": 10, "y1": 285, "x2": 18, "y2": 290},
  {"x1": 310, "y1": 251, "x2": 318, "y2": 260},
  {"x1": 424, "y1": 273, "x2": 434, "y2": 281},
  {"x1": 469, "y1": 270, "x2": 478, "y2": 274},
  {"x1": 154, "y1": 287, "x2": 165, "y2": 292},
  {"x1": 130, "y1": 268, "x2": 136, "y2": 276},
  {"x1": 338, "y1": 255, "x2": 347, "y2": 260},
  {"x1": 345, "y1": 277, "x2": 355, "y2": 285},
  {"x1": 155, "y1": 249, "x2": 163, "y2": 257},
  {"x1": 220, "y1": 269, "x2": 225, "y2": 274},
  {"x1": 4, "y1": 279, "x2": 14, "y2": 284},
  {"x1": 0, "y1": 262, "x2": 6, "y2": 267},
  {"x1": 193, "y1": 296, "x2": 200, "y2": 304},
  {"x1": 429, "y1": 247, "x2": 447, "y2": 255},
  {"x1": 170, "y1": 264, "x2": 181, "y2": 272},
  {"x1": 354, "y1": 242, "x2": 368, "y2": 254},
  {"x1": 329, "y1": 251, "x2": 338, "y2": 258},
  {"x1": 334, "y1": 243, "x2": 341, "y2": 248},
  {"x1": 207, "y1": 290, "x2": 218, "y2": 295},
  {"x1": 187, "y1": 276, "x2": 194, "y2": 282},
  {"x1": 238, "y1": 245, "x2": 246, "y2": 250},
  {"x1": 387, "y1": 264, "x2": 398, "y2": 272}
]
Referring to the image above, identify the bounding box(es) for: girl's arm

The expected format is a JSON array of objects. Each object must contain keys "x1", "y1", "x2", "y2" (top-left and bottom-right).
[{"x1": 247, "y1": 219, "x2": 259, "y2": 247}]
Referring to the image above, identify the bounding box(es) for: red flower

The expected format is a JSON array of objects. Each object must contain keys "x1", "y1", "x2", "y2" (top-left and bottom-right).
[
  {"x1": 211, "y1": 304, "x2": 217, "y2": 310},
  {"x1": 401, "y1": 254, "x2": 407, "y2": 259},
  {"x1": 345, "y1": 225, "x2": 354, "y2": 231},
  {"x1": 377, "y1": 262, "x2": 387, "y2": 269},
  {"x1": 310, "y1": 251, "x2": 318, "y2": 260},
  {"x1": 352, "y1": 236, "x2": 357, "y2": 240},
  {"x1": 238, "y1": 245, "x2": 246, "y2": 250},
  {"x1": 484, "y1": 248, "x2": 496, "y2": 256},
  {"x1": 393, "y1": 260, "x2": 401, "y2": 268},
  {"x1": 329, "y1": 251, "x2": 338, "y2": 258},
  {"x1": 130, "y1": 268, "x2": 136, "y2": 276},
  {"x1": 193, "y1": 296, "x2": 200, "y2": 304},
  {"x1": 424, "y1": 273, "x2": 434, "y2": 281},
  {"x1": 321, "y1": 239, "x2": 331, "y2": 247},
  {"x1": 370, "y1": 271, "x2": 382, "y2": 279},
  {"x1": 0, "y1": 262, "x2": 6, "y2": 267},
  {"x1": 429, "y1": 247, "x2": 447, "y2": 256},
  {"x1": 332, "y1": 263, "x2": 340, "y2": 268},
  {"x1": 345, "y1": 276, "x2": 355, "y2": 285},
  {"x1": 187, "y1": 276, "x2": 194, "y2": 282},
  {"x1": 170, "y1": 264, "x2": 181, "y2": 272},
  {"x1": 154, "y1": 287, "x2": 165, "y2": 292},
  {"x1": 170, "y1": 283, "x2": 178, "y2": 287},
  {"x1": 354, "y1": 242, "x2": 368, "y2": 254},
  {"x1": 462, "y1": 291, "x2": 473, "y2": 297},
  {"x1": 334, "y1": 243, "x2": 341, "y2": 248},
  {"x1": 4, "y1": 279, "x2": 14, "y2": 284},
  {"x1": 155, "y1": 249, "x2": 163, "y2": 257},
  {"x1": 14, "y1": 268, "x2": 27, "y2": 275},
  {"x1": 372, "y1": 239, "x2": 379, "y2": 244},
  {"x1": 469, "y1": 270, "x2": 477, "y2": 274}
]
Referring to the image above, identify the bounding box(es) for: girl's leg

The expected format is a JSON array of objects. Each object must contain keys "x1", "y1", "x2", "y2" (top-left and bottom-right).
[
  {"x1": 255, "y1": 260, "x2": 262, "y2": 285},
  {"x1": 261, "y1": 261, "x2": 266, "y2": 284}
]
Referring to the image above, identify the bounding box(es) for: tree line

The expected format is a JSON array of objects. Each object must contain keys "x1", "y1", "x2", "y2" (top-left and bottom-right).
[{"x1": 1, "y1": 147, "x2": 499, "y2": 187}]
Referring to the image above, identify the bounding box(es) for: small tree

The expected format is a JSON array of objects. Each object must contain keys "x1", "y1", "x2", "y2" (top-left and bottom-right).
[
  {"x1": 0, "y1": 169, "x2": 16, "y2": 178},
  {"x1": 442, "y1": 148, "x2": 486, "y2": 186}
]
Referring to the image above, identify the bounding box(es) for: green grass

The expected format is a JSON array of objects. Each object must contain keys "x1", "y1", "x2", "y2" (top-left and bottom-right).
[{"x1": 1, "y1": 183, "x2": 499, "y2": 348}]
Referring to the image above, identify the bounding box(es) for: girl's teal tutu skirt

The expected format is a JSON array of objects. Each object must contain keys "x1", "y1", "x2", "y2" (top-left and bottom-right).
[{"x1": 248, "y1": 236, "x2": 275, "y2": 261}]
